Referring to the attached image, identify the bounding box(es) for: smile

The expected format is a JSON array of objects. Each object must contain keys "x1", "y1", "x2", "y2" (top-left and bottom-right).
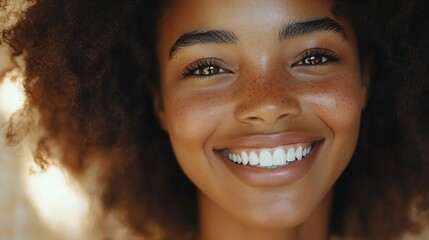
[{"x1": 221, "y1": 143, "x2": 314, "y2": 169}]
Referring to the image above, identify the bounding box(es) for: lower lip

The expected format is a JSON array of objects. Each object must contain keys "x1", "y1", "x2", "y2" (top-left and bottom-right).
[{"x1": 216, "y1": 142, "x2": 320, "y2": 188}]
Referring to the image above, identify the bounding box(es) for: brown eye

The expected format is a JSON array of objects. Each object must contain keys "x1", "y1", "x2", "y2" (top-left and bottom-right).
[
  {"x1": 193, "y1": 66, "x2": 227, "y2": 76},
  {"x1": 301, "y1": 55, "x2": 330, "y2": 65},
  {"x1": 182, "y1": 58, "x2": 231, "y2": 78},
  {"x1": 292, "y1": 48, "x2": 340, "y2": 67}
]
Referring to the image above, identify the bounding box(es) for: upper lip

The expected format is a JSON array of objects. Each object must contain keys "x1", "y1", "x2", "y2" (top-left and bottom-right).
[{"x1": 213, "y1": 132, "x2": 324, "y2": 151}]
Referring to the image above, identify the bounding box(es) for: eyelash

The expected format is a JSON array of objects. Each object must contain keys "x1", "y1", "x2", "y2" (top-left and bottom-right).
[
  {"x1": 293, "y1": 48, "x2": 340, "y2": 67},
  {"x1": 181, "y1": 58, "x2": 230, "y2": 78},
  {"x1": 181, "y1": 48, "x2": 339, "y2": 78}
]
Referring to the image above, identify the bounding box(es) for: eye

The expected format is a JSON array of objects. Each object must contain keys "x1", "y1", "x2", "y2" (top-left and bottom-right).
[
  {"x1": 293, "y1": 48, "x2": 340, "y2": 67},
  {"x1": 181, "y1": 58, "x2": 231, "y2": 78},
  {"x1": 301, "y1": 55, "x2": 330, "y2": 65},
  {"x1": 193, "y1": 65, "x2": 227, "y2": 75}
]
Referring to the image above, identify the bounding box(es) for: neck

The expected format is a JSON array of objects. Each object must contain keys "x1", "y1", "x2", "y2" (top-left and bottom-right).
[{"x1": 198, "y1": 190, "x2": 332, "y2": 240}]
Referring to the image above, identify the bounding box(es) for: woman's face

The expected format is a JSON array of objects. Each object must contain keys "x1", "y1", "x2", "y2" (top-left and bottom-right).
[{"x1": 156, "y1": 0, "x2": 368, "y2": 229}]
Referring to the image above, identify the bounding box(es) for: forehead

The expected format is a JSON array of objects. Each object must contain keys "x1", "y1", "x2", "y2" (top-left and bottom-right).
[
  {"x1": 158, "y1": 0, "x2": 338, "y2": 32},
  {"x1": 156, "y1": 0, "x2": 352, "y2": 57}
]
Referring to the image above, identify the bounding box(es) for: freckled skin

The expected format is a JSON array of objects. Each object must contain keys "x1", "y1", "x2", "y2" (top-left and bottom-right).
[{"x1": 155, "y1": 0, "x2": 369, "y2": 240}]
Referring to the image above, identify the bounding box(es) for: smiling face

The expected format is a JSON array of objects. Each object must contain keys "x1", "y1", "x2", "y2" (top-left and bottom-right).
[{"x1": 155, "y1": 0, "x2": 368, "y2": 234}]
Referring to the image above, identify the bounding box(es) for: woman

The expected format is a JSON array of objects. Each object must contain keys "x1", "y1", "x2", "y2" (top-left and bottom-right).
[{"x1": 2, "y1": 0, "x2": 428, "y2": 239}]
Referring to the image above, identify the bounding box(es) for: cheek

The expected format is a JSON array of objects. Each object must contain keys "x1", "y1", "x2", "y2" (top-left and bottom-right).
[
  {"x1": 162, "y1": 88, "x2": 231, "y2": 195},
  {"x1": 302, "y1": 74, "x2": 364, "y2": 134},
  {"x1": 302, "y1": 73, "x2": 364, "y2": 180},
  {"x1": 163, "y1": 89, "x2": 227, "y2": 146}
]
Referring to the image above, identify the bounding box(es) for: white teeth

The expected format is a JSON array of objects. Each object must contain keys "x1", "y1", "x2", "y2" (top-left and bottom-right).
[
  {"x1": 303, "y1": 145, "x2": 312, "y2": 156},
  {"x1": 259, "y1": 150, "x2": 272, "y2": 167},
  {"x1": 241, "y1": 151, "x2": 249, "y2": 165},
  {"x1": 249, "y1": 151, "x2": 259, "y2": 166},
  {"x1": 225, "y1": 144, "x2": 314, "y2": 168},
  {"x1": 286, "y1": 148, "x2": 295, "y2": 162},
  {"x1": 295, "y1": 146, "x2": 303, "y2": 160},
  {"x1": 273, "y1": 148, "x2": 286, "y2": 166},
  {"x1": 236, "y1": 154, "x2": 242, "y2": 164}
]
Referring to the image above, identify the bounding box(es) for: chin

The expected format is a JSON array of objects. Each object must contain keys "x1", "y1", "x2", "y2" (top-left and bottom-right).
[{"x1": 227, "y1": 188, "x2": 326, "y2": 230}]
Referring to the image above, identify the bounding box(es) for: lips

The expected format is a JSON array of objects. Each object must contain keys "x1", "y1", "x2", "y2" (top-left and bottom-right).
[
  {"x1": 221, "y1": 143, "x2": 314, "y2": 168},
  {"x1": 213, "y1": 133, "x2": 323, "y2": 187},
  {"x1": 214, "y1": 133, "x2": 322, "y2": 169}
]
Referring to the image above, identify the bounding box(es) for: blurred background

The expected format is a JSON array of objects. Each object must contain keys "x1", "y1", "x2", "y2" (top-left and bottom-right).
[
  {"x1": 0, "y1": 46, "x2": 91, "y2": 239},
  {"x1": 0, "y1": 43, "x2": 139, "y2": 239}
]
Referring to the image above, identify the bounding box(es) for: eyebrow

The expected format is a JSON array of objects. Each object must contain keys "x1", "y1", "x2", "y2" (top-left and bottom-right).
[
  {"x1": 168, "y1": 17, "x2": 346, "y2": 59},
  {"x1": 278, "y1": 17, "x2": 346, "y2": 41},
  {"x1": 169, "y1": 30, "x2": 238, "y2": 59}
]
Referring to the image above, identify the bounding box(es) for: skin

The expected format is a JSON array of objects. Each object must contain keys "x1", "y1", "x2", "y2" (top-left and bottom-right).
[{"x1": 155, "y1": 0, "x2": 369, "y2": 239}]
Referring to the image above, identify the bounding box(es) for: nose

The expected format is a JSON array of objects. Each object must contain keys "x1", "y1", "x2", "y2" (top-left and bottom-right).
[{"x1": 234, "y1": 75, "x2": 301, "y2": 126}]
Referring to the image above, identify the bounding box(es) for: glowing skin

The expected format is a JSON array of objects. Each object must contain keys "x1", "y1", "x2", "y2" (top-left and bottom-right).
[{"x1": 155, "y1": 0, "x2": 369, "y2": 240}]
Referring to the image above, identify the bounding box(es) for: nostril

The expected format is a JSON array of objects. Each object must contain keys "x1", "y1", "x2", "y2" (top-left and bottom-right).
[
  {"x1": 246, "y1": 116, "x2": 263, "y2": 122},
  {"x1": 277, "y1": 113, "x2": 290, "y2": 121},
  {"x1": 236, "y1": 104, "x2": 300, "y2": 125}
]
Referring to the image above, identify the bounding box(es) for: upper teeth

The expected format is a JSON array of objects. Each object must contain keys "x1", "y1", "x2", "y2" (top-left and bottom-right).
[{"x1": 225, "y1": 145, "x2": 313, "y2": 168}]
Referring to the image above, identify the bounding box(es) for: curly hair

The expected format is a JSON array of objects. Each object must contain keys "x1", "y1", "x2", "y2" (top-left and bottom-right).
[{"x1": 1, "y1": 0, "x2": 428, "y2": 239}]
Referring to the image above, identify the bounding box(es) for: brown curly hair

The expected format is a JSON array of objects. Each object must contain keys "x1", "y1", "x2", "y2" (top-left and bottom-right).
[{"x1": 1, "y1": 0, "x2": 428, "y2": 239}]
